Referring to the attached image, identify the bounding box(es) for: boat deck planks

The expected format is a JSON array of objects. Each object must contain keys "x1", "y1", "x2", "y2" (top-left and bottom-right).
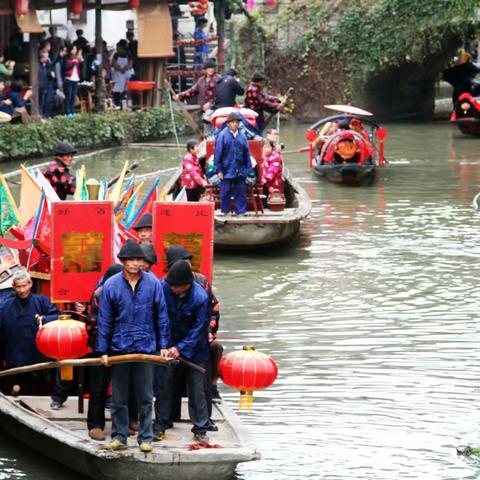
[{"x1": 16, "y1": 396, "x2": 235, "y2": 449}]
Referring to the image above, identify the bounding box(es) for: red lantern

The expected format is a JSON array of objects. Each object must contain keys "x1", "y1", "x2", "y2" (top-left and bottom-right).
[
  {"x1": 15, "y1": 0, "x2": 29, "y2": 17},
  {"x1": 69, "y1": 0, "x2": 83, "y2": 16},
  {"x1": 36, "y1": 314, "x2": 89, "y2": 380},
  {"x1": 129, "y1": 0, "x2": 140, "y2": 9},
  {"x1": 218, "y1": 346, "x2": 278, "y2": 410}
]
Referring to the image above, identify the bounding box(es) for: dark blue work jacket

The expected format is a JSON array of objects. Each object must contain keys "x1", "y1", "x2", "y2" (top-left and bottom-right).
[
  {"x1": 214, "y1": 127, "x2": 253, "y2": 179},
  {"x1": 95, "y1": 271, "x2": 170, "y2": 355},
  {"x1": 0, "y1": 294, "x2": 59, "y2": 368},
  {"x1": 161, "y1": 280, "x2": 210, "y2": 364}
]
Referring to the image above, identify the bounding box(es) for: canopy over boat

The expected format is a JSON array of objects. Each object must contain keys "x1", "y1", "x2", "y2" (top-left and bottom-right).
[{"x1": 324, "y1": 104, "x2": 374, "y2": 116}]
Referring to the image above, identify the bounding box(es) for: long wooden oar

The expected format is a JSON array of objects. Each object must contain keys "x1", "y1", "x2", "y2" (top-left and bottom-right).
[
  {"x1": 165, "y1": 80, "x2": 204, "y2": 141},
  {"x1": 107, "y1": 161, "x2": 140, "y2": 188},
  {"x1": 0, "y1": 353, "x2": 205, "y2": 377}
]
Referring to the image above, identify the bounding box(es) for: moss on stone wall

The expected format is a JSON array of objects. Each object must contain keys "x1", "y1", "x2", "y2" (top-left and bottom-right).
[{"x1": 237, "y1": 0, "x2": 479, "y2": 118}]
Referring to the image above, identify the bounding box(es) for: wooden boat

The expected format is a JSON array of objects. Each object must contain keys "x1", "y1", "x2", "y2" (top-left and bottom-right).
[
  {"x1": 0, "y1": 392, "x2": 259, "y2": 480},
  {"x1": 307, "y1": 114, "x2": 387, "y2": 186},
  {"x1": 450, "y1": 93, "x2": 480, "y2": 136},
  {"x1": 163, "y1": 164, "x2": 312, "y2": 249}
]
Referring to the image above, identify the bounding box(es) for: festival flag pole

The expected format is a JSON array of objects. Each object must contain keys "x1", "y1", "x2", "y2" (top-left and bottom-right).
[
  {"x1": 125, "y1": 177, "x2": 160, "y2": 230},
  {"x1": 26, "y1": 189, "x2": 46, "y2": 270}
]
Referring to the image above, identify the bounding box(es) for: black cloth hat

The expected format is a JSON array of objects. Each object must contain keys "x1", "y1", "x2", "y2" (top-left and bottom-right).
[
  {"x1": 166, "y1": 244, "x2": 193, "y2": 268},
  {"x1": 117, "y1": 239, "x2": 146, "y2": 260},
  {"x1": 140, "y1": 243, "x2": 158, "y2": 265},
  {"x1": 132, "y1": 213, "x2": 153, "y2": 230},
  {"x1": 251, "y1": 72, "x2": 266, "y2": 82},
  {"x1": 204, "y1": 58, "x2": 217, "y2": 70},
  {"x1": 54, "y1": 141, "x2": 77, "y2": 155},
  {"x1": 103, "y1": 263, "x2": 123, "y2": 280},
  {"x1": 166, "y1": 260, "x2": 194, "y2": 286},
  {"x1": 226, "y1": 111, "x2": 243, "y2": 123}
]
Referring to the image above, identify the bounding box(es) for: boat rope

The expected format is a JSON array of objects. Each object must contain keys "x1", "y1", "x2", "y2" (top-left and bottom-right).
[{"x1": 166, "y1": 84, "x2": 182, "y2": 158}]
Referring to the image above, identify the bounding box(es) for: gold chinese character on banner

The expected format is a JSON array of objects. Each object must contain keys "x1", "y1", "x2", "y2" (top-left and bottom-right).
[
  {"x1": 62, "y1": 232, "x2": 104, "y2": 273},
  {"x1": 163, "y1": 232, "x2": 204, "y2": 274}
]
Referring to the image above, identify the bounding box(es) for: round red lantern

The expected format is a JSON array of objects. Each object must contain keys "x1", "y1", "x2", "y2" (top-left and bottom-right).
[
  {"x1": 36, "y1": 314, "x2": 89, "y2": 380},
  {"x1": 15, "y1": 0, "x2": 29, "y2": 18},
  {"x1": 129, "y1": 0, "x2": 140, "y2": 9},
  {"x1": 69, "y1": 0, "x2": 83, "y2": 16},
  {"x1": 218, "y1": 346, "x2": 278, "y2": 410}
]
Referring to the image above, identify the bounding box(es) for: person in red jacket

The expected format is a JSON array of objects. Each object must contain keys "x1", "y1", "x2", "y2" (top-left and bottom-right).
[
  {"x1": 244, "y1": 72, "x2": 284, "y2": 133},
  {"x1": 181, "y1": 139, "x2": 208, "y2": 202},
  {"x1": 262, "y1": 139, "x2": 284, "y2": 194}
]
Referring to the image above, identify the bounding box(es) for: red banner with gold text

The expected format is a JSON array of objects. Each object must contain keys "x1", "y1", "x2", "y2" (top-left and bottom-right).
[
  {"x1": 152, "y1": 202, "x2": 214, "y2": 283},
  {"x1": 51, "y1": 202, "x2": 114, "y2": 302}
]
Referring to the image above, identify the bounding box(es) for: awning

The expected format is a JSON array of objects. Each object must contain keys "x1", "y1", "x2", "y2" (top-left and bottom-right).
[{"x1": 137, "y1": 1, "x2": 173, "y2": 58}]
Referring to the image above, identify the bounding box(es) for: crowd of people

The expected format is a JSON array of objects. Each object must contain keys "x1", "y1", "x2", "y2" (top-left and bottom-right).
[{"x1": 0, "y1": 27, "x2": 139, "y2": 123}]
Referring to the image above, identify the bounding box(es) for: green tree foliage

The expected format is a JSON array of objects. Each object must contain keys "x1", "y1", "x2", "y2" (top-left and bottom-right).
[{"x1": 273, "y1": 0, "x2": 479, "y2": 82}]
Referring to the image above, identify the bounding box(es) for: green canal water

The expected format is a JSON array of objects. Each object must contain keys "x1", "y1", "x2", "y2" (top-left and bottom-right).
[{"x1": 2, "y1": 121, "x2": 480, "y2": 479}]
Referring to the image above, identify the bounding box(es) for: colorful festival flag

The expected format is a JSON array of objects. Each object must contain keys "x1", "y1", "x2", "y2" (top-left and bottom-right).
[
  {"x1": 114, "y1": 177, "x2": 136, "y2": 222},
  {"x1": 74, "y1": 165, "x2": 89, "y2": 201},
  {"x1": 125, "y1": 178, "x2": 159, "y2": 230},
  {"x1": 19, "y1": 165, "x2": 42, "y2": 226},
  {"x1": 0, "y1": 175, "x2": 20, "y2": 235},
  {"x1": 109, "y1": 161, "x2": 129, "y2": 204},
  {"x1": 121, "y1": 182, "x2": 144, "y2": 227}
]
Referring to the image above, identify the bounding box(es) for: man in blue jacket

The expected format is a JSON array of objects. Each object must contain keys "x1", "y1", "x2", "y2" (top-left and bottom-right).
[
  {"x1": 0, "y1": 270, "x2": 59, "y2": 368},
  {"x1": 214, "y1": 111, "x2": 253, "y2": 215},
  {"x1": 96, "y1": 240, "x2": 170, "y2": 452},
  {"x1": 0, "y1": 270, "x2": 59, "y2": 394},
  {"x1": 155, "y1": 260, "x2": 210, "y2": 443}
]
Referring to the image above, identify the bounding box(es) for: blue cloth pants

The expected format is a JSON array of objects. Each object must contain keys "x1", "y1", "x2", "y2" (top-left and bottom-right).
[
  {"x1": 111, "y1": 362, "x2": 153, "y2": 444},
  {"x1": 219, "y1": 177, "x2": 247, "y2": 214},
  {"x1": 39, "y1": 85, "x2": 54, "y2": 118},
  {"x1": 64, "y1": 79, "x2": 79, "y2": 115}
]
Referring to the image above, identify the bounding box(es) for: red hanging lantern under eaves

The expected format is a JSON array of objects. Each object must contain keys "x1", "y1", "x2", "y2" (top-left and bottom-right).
[
  {"x1": 15, "y1": 0, "x2": 29, "y2": 17},
  {"x1": 69, "y1": 0, "x2": 83, "y2": 16},
  {"x1": 36, "y1": 314, "x2": 89, "y2": 380},
  {"x1": 129, "y1": 0, "x2": 140, "y2": 9},
  {"x1": 219, "y1": 346, "x2": 278, "y2": 410}
]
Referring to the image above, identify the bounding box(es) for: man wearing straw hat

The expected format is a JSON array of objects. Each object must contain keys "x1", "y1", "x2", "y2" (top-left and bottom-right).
[{"x1": 96, "y1": 240, "x2": 170, "y2": 452}]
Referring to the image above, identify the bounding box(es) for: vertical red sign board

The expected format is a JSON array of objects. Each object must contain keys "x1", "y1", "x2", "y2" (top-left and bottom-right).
[
  {"x1": 51, "y1": 202, "x2": 114, "y2": 303},
  {"x1": 152, "y1": 202, "x2": 214, "y2": 283}
]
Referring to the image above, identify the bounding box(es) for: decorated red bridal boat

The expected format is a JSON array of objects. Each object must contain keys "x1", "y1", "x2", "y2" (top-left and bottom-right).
[{"x1": 305, "y1": 105, "x2": 387, "y2": 186}]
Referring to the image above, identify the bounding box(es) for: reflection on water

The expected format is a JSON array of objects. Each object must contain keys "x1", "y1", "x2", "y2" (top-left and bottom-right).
[{"x1": 3, "y1": 122, "x2": 480, "y2": 479}]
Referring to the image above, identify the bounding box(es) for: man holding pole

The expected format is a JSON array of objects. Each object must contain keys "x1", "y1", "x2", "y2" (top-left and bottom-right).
[
  {"x1": 95, "y1": 240, "x2": 170, "y2": 452},
  {"x1": 0, "y1": 271, "x2": 59, "y2": 394},
  {"x1": 154, "y1": 260, "x2": 210, "y2": 443}
]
